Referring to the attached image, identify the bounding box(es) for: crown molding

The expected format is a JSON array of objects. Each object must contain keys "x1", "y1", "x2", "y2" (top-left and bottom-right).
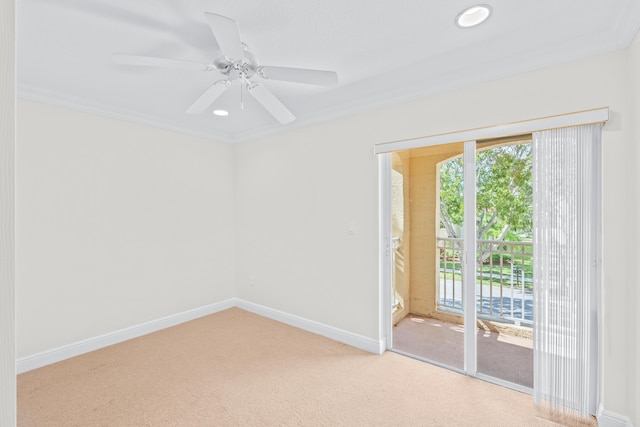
[
  {"x1": 613, "y1": 0, "x2": 640, "y2": 47},
  {"x1": 17, "y1": 84, "x2": 235, "y2": 144},
  {"x1": 17, "y1": 19, "x2": 637, "y2": 146},
  {"x1": 235, "y1": 17, "x2": 635, "y2": 142},
  {"x1": 233, "y1": 32, "x2": 628, "y2": 143}
]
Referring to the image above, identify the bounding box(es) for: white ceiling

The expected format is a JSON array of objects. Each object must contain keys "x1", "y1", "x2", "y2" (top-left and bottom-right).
[{"x1": 17, "y1": 0, "x2": 640, "y2": 143}]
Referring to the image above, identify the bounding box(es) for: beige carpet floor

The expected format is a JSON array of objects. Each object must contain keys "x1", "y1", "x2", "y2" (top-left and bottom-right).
[{"x1": 18, "y1": 308, "x2": 595, "y2": 426}]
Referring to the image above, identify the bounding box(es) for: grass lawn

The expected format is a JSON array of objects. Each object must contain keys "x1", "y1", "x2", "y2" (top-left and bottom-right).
[{"x1": 439, "y1": 256, "x2": 533, "y2": 290}]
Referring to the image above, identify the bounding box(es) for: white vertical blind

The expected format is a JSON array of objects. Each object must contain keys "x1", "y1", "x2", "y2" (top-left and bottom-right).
[{"x1": 532, "y1": 124, "x2": 601, "y2": 418}]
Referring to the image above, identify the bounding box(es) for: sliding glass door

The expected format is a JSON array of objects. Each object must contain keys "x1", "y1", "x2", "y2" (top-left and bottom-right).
[
  {"x1": 388, "y1": 138, "x2": 534, "y2": 391},
  {"x1": 381, "y1": 110, "x2": 605, "y2": 418}
]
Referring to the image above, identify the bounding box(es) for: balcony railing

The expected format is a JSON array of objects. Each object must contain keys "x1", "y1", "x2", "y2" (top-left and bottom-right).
[{"x1": 437, "y1": 237, "x2": 533, "y2": 326}]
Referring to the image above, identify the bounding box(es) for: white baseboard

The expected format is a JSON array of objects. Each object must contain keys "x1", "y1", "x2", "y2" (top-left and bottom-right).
[
  {"x1": 14, "y1": 298, "x2": 636, "y2": 426},
  {"x1": 234, "y1": 298, "x2": 385, "y2": 355},
  {"x1": 16, "y1": 298, "x2": 236, "y2": 374},
  {"x1": 17, "y1": 298, "x2": 385, "y2": 373},
  {"x1": 598, "y1": 409, "x2": 634, "y2": 427}
]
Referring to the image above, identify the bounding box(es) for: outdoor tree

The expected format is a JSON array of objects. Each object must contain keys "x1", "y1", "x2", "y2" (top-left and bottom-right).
[{"x1": 439, "y1": 143, "x2": 532, "y2": 247}]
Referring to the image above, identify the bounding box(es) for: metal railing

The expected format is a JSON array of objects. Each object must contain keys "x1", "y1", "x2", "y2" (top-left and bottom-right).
[{"x1": 437, "y1": 237, "x2": 533, "y2": 326}]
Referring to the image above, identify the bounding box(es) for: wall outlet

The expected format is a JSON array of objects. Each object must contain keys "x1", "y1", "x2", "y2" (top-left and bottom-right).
[
  {"x1": 249, "y1": 275, "x2": 256, "y2": 287},
  {"x1": 348, "y1": 221, "x2": 355, "y2": 234}
]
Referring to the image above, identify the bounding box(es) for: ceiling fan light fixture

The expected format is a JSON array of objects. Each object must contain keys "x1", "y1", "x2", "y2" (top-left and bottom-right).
[
  {"x1": 455, "y1": 4, "x2": 492, "y2": 28},
  {"x1": 213, "y1": 109, "x2": 229, "y2": 116}
]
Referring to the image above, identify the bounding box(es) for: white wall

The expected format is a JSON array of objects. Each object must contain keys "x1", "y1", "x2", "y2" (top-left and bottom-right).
[
  {"x1": 627, "y1": 32, "x2": 640, "y2": 425},
  {"x1": 1, "y1": 0, "x2": 16, "y2": 425},
  {"x1": 234, "y1": 122, "x2": 380, "y2": 338},
  {"x1": 235, "y1": 48, "x2": 637, "y2": 421},
  {"x1": 16, "y1": 101, "x2": 235, "y2": 358}
]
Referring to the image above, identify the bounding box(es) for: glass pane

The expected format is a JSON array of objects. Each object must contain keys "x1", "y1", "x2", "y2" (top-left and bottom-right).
[
  {"x1": 391, "y1": 143, "x2": 465, "y2": 371},
  {"x1": 475, "y1": 140, "x2": 534, "y2": 388}
]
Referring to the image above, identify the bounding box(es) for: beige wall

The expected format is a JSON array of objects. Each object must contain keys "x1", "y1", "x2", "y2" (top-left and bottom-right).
[
  {"x1": 235, "y1": 46, "x2": 636, "y2": 421},
  {"x1": 0, "y1": 0, "x2": 16, "y2": 424},
  {"x1": 16, "y1": 101, "x2": 236, "y2": 358}
]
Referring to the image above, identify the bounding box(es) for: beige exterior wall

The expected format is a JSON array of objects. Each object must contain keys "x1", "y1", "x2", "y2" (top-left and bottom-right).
[
  {"x1": 409, "y1": 149, "x2": 459, "y2": 320},
  {"x1": 391, "y1": 143, "x2": 463, "y2": 324}
]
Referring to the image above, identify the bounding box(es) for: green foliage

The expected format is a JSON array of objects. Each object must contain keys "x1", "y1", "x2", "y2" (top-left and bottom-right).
[
  {"x1": 490, "y1": 252, "x2": 511, "y2": 264},
  {"x1": 439, "y1": 143, "x2": 533, "y2": 241}
]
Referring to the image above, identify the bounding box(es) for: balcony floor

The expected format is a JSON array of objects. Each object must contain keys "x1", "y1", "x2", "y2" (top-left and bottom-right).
[{"x1": 393, "y1": 314, "x2": 533, "y2": 388}]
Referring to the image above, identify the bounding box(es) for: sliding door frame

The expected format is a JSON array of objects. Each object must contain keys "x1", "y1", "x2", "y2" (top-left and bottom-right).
[
  {"x1": 379, "y1": 153, "x2": 394, "y2": 351},
  {"x1": 462, "y1": 141, "x2": 477, "y2": 376}
]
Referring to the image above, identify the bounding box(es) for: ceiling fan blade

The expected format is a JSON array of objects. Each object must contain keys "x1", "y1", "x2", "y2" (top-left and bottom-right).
[
  {"x1": 203, "y1": 12, "x2": 244, "y2": 60},
  {"x1": 248, "y1": 84, "x2": 295, "y2": 124},
  {"x1": 112, "y1": 54, "x2": 211, "y2": 71},
  {"x1": 186, "y1": 81, "x2": 230, "y2": 114},
  {"x1": 258, "y1": 66, "x2": 339, "y2": 87}
]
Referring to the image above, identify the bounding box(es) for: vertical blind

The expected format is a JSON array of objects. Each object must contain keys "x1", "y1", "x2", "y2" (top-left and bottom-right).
[{"x1": 532, "y1": 124, "x2": 601, "y2": 418}]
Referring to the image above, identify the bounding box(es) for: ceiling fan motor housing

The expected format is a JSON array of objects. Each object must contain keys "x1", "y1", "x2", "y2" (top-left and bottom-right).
[{"x1": 215, "y1": 47, "x2": 258, "y2": 80}]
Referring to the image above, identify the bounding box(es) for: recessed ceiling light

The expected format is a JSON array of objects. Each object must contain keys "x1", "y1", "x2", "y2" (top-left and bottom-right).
[
  {"x1": 213, "y1": 109, "x2": 229, "y2": 117},
  {"x1": 455, "y1": 4, "x2": 492, "y2": 28}
]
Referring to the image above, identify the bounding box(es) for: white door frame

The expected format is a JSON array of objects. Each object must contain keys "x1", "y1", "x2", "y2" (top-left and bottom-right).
[{"x1": 378, "y1": 153, "x2": 393, "y2": 351}]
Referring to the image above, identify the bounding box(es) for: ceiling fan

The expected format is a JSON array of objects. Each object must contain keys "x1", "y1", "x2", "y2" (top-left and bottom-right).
[{"x1": 112, "y1": 12, "x2": 339, "y2": 125}]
